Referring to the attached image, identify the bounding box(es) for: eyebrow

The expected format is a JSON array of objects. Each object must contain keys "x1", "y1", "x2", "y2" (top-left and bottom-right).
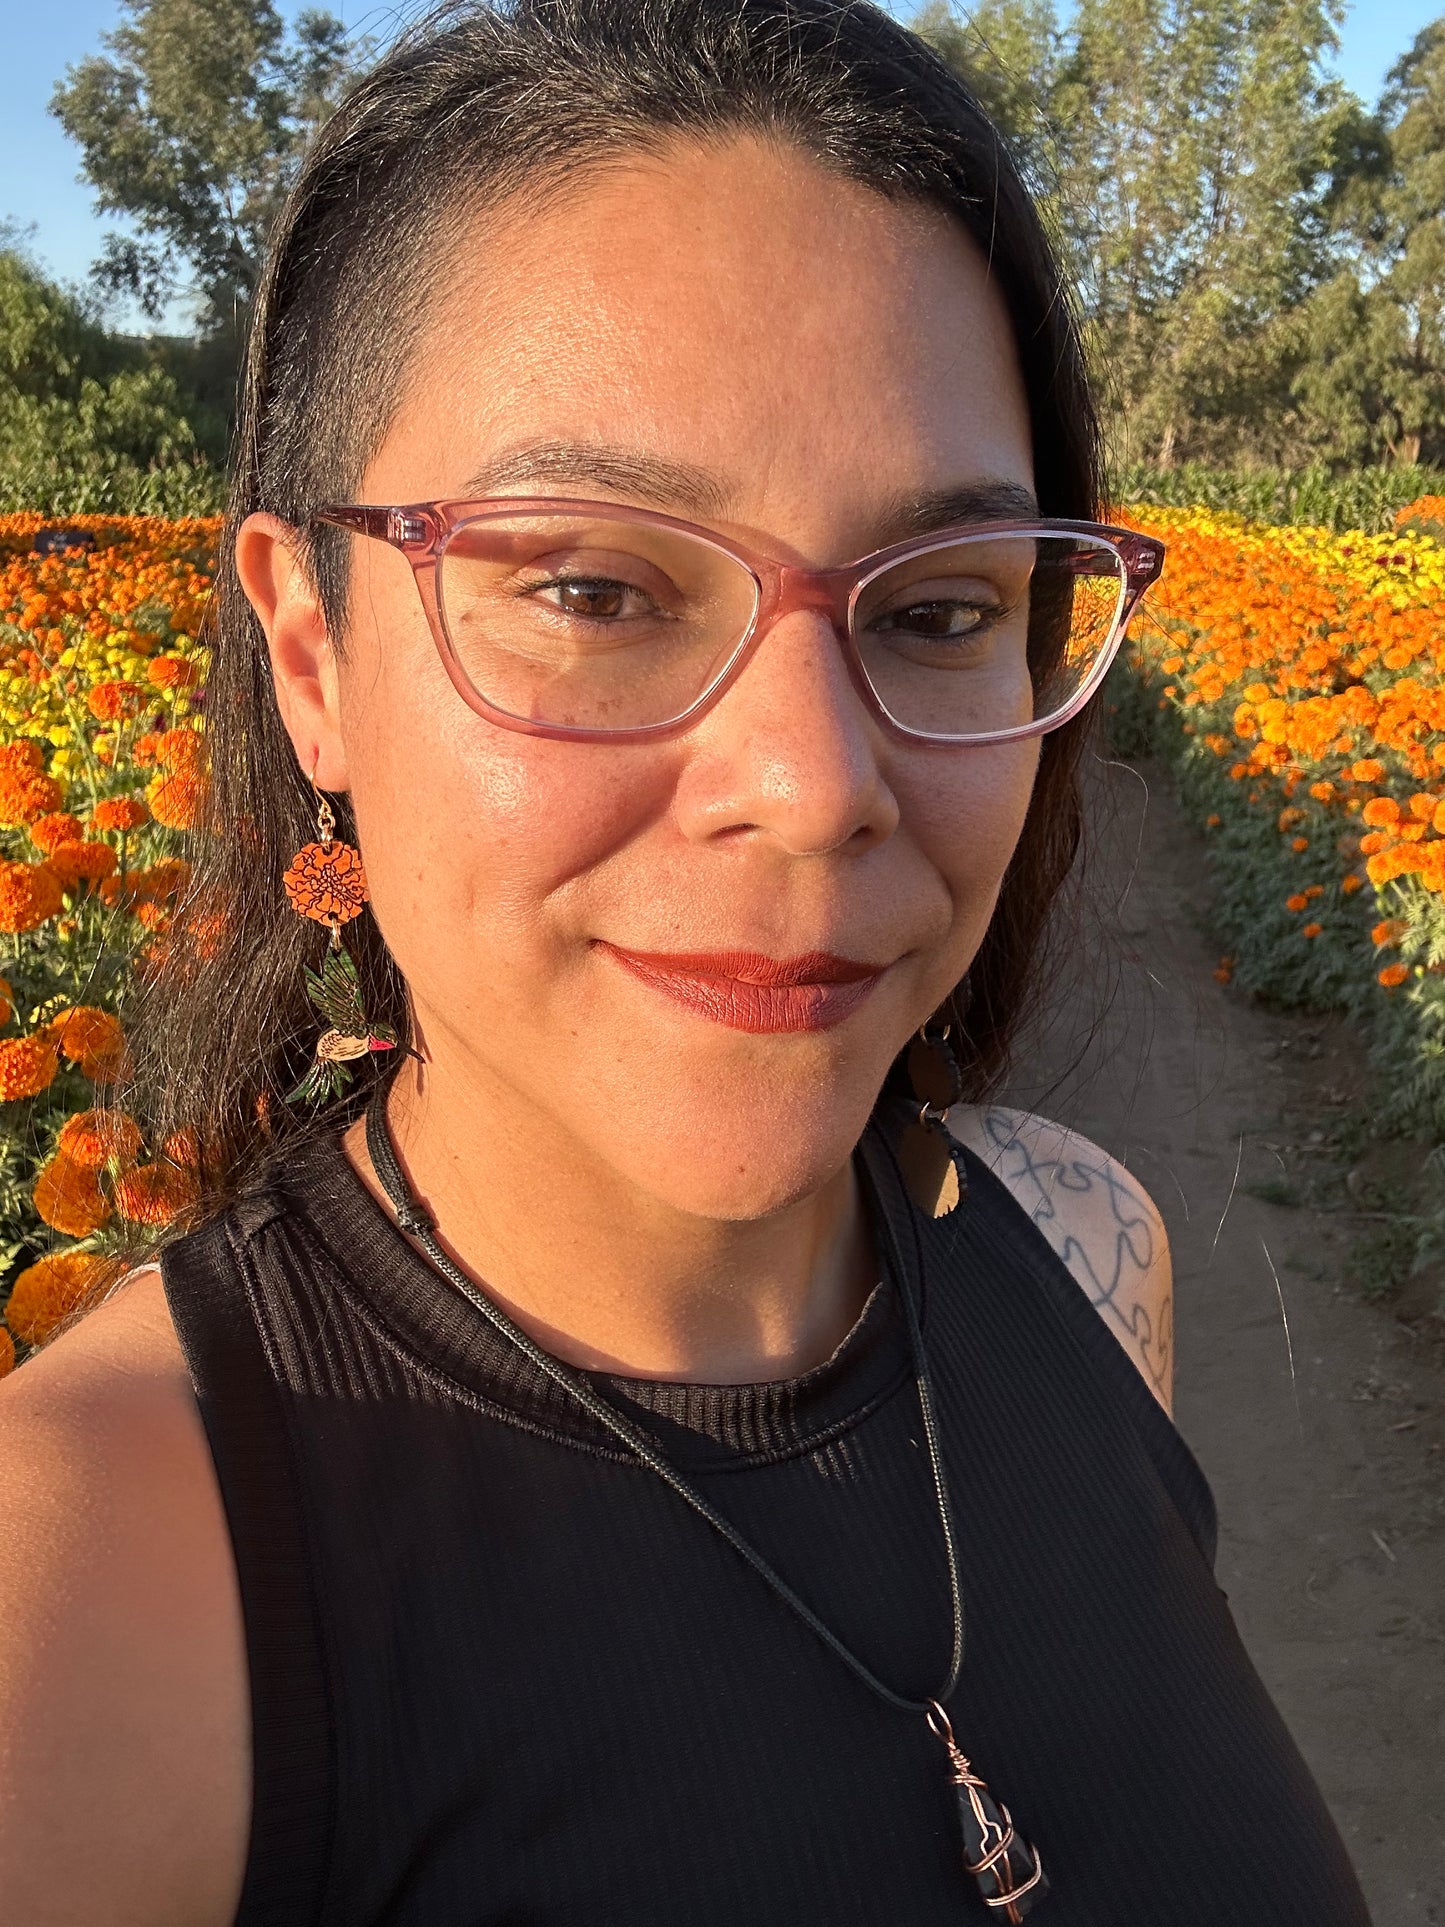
[{"x1": 461, "y1": 440, "x2": 1040, "y2": 539}]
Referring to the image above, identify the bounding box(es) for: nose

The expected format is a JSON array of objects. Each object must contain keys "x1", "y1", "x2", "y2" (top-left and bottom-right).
[{"x1": 671, "y1": 605, "x2": 900, "y2": 856}]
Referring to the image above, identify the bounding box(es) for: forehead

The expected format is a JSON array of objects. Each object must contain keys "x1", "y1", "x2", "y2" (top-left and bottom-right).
[{"x1": 365, "y1": 135, "x2": 1034, "y2": 540}]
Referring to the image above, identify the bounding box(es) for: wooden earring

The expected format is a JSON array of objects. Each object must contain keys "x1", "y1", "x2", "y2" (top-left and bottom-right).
[
  {"x1": 282, "y1": 764, "x2": 397, "y2": 1105},
  {"x1": 897, "y1": 1020, "x2": 968, "y2": 1218}
]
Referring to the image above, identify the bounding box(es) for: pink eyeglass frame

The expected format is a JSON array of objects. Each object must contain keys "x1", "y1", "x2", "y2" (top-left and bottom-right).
[{"x1": 309, "y1": 496, "x2": 1166, "y2": 746}]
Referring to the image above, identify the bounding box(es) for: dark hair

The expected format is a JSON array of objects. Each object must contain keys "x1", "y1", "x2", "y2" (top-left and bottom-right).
[{"x1": 134, "y1": 0, "x2": 1102, "y2": 1213}]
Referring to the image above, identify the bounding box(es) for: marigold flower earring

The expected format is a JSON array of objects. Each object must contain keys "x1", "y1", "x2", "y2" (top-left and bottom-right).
[
  {"x1": 897, "y1": 1013, "x2": 969, "y2": 1219},
  {"x1": 283, "y1": 763, "x2": 397, "y2": 1105}
]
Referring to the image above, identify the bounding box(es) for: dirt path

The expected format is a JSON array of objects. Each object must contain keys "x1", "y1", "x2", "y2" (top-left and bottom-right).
[{"x1": 1006, "y1": 754, "x2": 1445, "y2": 1927}]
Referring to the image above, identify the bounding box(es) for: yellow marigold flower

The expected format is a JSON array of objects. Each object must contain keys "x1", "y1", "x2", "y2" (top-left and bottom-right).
[
  {"x1": 1302, "y1": 922, "x2": 1322, "y2": 938},
  {"x1": 32, "y1": 1154, "x2": 112, "y2": 1236},
  {"x1": 46, "y1": 1005, "x2": 127, "y2": 1081},
  {"x1": 113, "y1": 1159, "x2": 199, "y2": 1228},
  {"x1": 0, "y1": 1326, "x2": 13, "y2": 1377},
  {"x1": 87, "y1": 680, "x2": 147, "y2": 722},
  {"x1": 1378, "y1": 962, "x2": 1410, "y2": 989},
  {"x1": 4, "y1": 1250, "x2": 125, "y2": 1346},
  {"x1": 56, "y1": 1107, "x2": 143, "y2": 1171},
  {"x1": 91, "y1": 795, "x2": 149, "y2": 833},
  {"x1": 0, "y1": 861, "x2": 64, "y2": 933},
  {"x1": 147, "y1": 769, "x2": 209, "y2": 830},
  {"x1": 0, "y1": 1035, "x2": 58, "y2": 1101}
]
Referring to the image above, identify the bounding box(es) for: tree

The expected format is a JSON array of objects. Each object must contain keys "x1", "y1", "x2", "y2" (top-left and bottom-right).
[
  {"x1": 50, "y1": 0, "x2": 356, "y2": 332},
  {"x1": 910, "y1": 0, "x2": 1061, "y2": 195},
  {"x1": 1294, "y1": 20, "x2": 1445, "y2": 465}
]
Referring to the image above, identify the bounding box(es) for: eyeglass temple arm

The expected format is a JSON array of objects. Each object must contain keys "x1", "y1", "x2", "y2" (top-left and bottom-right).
[{"x1": 310, "y1": 504, "x2": 439, "y2": 552}]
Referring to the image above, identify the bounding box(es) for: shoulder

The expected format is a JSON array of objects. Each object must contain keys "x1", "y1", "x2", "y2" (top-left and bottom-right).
[
  {"x1": 946, "y1": 1103, "x2": 1174, "y2": 1418},
  {"x1": 0, "y1": 1265, "x2": 249, "y2": 1925}
]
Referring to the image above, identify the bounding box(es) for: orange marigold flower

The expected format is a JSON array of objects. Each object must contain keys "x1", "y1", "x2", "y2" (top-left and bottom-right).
[
  {"x1": 1291, "y1": 836, "x2": 1309, "y2": 852},
  {"x1": 47, "y1": 1005, "x2": 127, "y2": 1081},
  {"x1": 1351, "y1": 758, "x2": 1384, "y2": 783},
  {"x1": 0, "y1": 740, "x2": 45, "y2": 774},
  {"x1": 0, "y1": 1035, "x2": 58, "y2": 1101},
  {"x1": 1308, "y1": 782, "x2": 1335, "y2": 803},
  {"x1": 1302, "y1": 922, "x2": 1322, "y2": 938},
  {"x1": 162, "y1": 1125, "x2": 201, "y2": 1170},
  {"x1": 46, "y1": 840, "x2": 119, "y2": 894},
  {"x1": 146, "y1": 769, "x2": 209, "y2": 830},
  {"x1": 0, "y1": 1326, "x2": 13, "y2": 1377},
  {"x1": 0, "y1": 770, "x2": 64, "y2": 827},
  {"x1": 283, "y1": 840, "x2": 369, "y2": 925},
  {"x1": 1213, "y1": 957, "x2": 1234, "y2": 985},
  {"x1": 4, "y1": 1249, "x2": 125, "y2": 1346},
  {"x1": 1362, "y1": 797, "x2": 1401, "y2": 827},
  {"x1": 147, "y1": 654, "x2": 199, "y2": 690},
  {"x1": 29, "y1": 810, "x2": 83, "y2": 853},
  {"x1": 1341, "y1": 873, "x2": 1364, "y2": 894},
  {"x1": 134, "y1": 857, "x2": 191, "y2": 903},
  {"x1": 32, "y1": 1154, "x2": 112, "y2": 1236},
  {"x1": 134, "y1": 730, "x2": 164, "y2": 766},
  {"x1": 1205, "y1": 813, "x2": 1222, "y2": 828},
  {"x1": 1408, "y1": 793, "x2": 1438, "y2": 822},
  {"x1": 113, "y1": 1159, "x2": 200, "y2": 1228},
  {"x1": 0, "y1": 860, "x2": 64, "y2": 933},
  {"x1": 87, "y1": 679, "x2": 147, "y2": 722},
  {"x1": 90, "y1": 795, "x2": 149, "y2": 833},
  {"x1": 1371, "y1": 919, "x2": 1407, "y2": 947},
  {"x1": 1377, "y1": 962, "x2": 1410, "y2": 989},
  {"x1": 56, "y1": 1107, "x2": 143, "y2": 1171},
  {"x1": 155, "y1": 726, "x2": 206, "y2": 771},
  {"x1": 1285, "y1": 893, "x2": 1310, "y2": 913},
  {"x1": 134, "y1": 900, "x2": 169, "y2": 931}
]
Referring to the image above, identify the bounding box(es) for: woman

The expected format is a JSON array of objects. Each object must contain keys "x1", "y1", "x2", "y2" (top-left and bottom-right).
[{"x1": 0, "y1": 2, "x2": 1372, "y2": 1922}]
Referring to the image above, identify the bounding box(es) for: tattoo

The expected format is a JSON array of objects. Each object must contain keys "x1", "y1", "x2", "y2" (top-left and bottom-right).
[{"x1": 974, "y1": 1106, "x2": 1173, "y2": 1405}]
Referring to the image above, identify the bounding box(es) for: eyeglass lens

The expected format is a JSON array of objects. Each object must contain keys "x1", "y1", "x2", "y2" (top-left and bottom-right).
[{"x1": 436, "y1": 513, "x2": 1127, "y2": 737}]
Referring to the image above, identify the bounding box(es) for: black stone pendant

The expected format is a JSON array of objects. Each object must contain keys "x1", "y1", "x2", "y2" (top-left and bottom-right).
[{"x1": 928, "y1": 1703, "x2": 1048, "y2": 1920}]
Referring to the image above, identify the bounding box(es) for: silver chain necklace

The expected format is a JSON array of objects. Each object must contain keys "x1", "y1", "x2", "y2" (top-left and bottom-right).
[{"x1": 363, "y1": 1076, "x2": 1047, "y2": 1918}]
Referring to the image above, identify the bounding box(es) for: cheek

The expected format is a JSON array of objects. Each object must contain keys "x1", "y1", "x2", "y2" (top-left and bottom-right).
[
  {"x1": 901, "y1": 738, "x2": 1040, "y2": 941},
  {"x1": 337, "y1": 644, "x2": 673, "y2": 1017}
]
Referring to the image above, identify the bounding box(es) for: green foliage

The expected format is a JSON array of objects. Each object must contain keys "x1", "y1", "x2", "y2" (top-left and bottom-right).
[
  {"x1": 1112, "y1": 460, "x2": 1445, "y2": 530},
  {"x1": 0, "y1": 246, "x2": 224, "y2": 515}
]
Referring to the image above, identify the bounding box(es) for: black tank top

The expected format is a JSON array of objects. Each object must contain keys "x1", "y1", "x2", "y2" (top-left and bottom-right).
[{"x1": 160, "y1": 1113, "x2": 1371, "y2": 1925}]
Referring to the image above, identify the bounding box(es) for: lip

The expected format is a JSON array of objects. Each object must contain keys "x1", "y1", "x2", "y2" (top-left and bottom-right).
[{"x1": 596, "y1": 944, "x2": 886, "y2": 1033}]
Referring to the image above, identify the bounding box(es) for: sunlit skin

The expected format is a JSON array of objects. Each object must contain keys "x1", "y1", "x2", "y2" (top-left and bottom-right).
[{"x1": 236, "y1": 134, "x2": 1041, "y2": 1381}]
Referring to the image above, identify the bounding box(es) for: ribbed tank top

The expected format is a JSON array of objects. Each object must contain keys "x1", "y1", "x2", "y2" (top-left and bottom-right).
[{"x1": 160, "y1": 1111, "x2": 1372, "y2": 1926}]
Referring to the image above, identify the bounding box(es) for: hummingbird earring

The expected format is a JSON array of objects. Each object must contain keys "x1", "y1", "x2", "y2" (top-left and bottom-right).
[{"x1": 282, "y1": 761, "x2": 397, "y2": 1105}]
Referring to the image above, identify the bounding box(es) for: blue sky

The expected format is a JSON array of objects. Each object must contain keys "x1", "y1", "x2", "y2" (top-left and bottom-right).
[{"x1": 2, "y1": 0, "x2": 1439, "y2": 334}]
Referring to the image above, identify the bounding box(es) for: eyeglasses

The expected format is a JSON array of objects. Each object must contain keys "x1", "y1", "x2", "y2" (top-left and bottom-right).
[{"x1": 309, "y1": 497, "x2": 1165, "y2": 745}]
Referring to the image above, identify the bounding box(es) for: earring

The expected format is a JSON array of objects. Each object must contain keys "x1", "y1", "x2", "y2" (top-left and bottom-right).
[
  {"x1": 282, "y1": 764, "x2": 397, "y2": 1105},
  {"x1": 897, "y1": 1017, "x2": 968, "y2": 1219}
]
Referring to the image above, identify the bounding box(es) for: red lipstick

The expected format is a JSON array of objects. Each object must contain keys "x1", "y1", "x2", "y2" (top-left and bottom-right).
[{"x1": 597, "y1": 945, "x2": 884, "y2": 1033}]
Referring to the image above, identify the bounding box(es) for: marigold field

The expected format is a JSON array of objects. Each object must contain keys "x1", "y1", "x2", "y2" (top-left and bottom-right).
[
  {"x1": 0, "y1": 499, "x2": 1442, "y2": 1371},
  {"x1": 0, "y1": 512, "x2": 216, "y2": 1374}
]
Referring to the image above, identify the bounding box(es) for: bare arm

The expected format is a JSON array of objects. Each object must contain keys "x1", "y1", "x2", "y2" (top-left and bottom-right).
[
  {"x1": 0, "y1": 1269, "x2": 249, "y2": 1927},
  {"x1": 947, "y1": 1105, "x2": 1174, "y2": 1418}
]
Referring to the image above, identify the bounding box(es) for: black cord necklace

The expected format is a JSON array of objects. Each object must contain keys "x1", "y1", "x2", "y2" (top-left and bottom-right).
[{"x1": 363, "y1": 1076, "x2": 1048, "y2": 1918}]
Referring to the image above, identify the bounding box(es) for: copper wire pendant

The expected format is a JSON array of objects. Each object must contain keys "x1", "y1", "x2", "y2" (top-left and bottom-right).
[{"x1": 927, "y1": 1703, "x2": 1049, "y2": 1920}]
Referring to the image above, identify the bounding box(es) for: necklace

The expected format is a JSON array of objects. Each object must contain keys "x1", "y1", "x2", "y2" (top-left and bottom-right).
[{"x1": 363, "y1": 1078, "x2": 1048, "y2": 1918}]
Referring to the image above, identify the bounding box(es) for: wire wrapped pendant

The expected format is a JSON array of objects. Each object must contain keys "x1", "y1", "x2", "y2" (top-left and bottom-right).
[{"x1": 927, "y1": 1702, "x2": 1048, "y2": 1920}]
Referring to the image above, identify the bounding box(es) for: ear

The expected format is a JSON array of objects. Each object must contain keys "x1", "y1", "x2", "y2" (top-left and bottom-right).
[{"x1": 234, "y1": 512, "x2": 348, "y2": 791}]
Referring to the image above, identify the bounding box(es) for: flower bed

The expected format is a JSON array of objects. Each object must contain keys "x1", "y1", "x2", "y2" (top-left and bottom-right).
[
  {"x1": 1110, "y1": 497, "x2": 1445, "y2": 1144},
  {"x1": 0, "y1": 513, "x2": 217, "y2": 1372}
]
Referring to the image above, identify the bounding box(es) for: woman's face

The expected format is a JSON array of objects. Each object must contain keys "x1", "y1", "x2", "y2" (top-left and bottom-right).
[{"x1": 267, "y1": 135, "x2": 1040, "y2": 1218}]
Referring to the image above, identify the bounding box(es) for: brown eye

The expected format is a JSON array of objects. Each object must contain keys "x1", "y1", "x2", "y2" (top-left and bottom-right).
[
  {"x1": 555, "y1": 578, "x2": 632, "y2": 619},
  {"x1": 880, "y1": 600, "x2": 988, "y2": 639}
]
